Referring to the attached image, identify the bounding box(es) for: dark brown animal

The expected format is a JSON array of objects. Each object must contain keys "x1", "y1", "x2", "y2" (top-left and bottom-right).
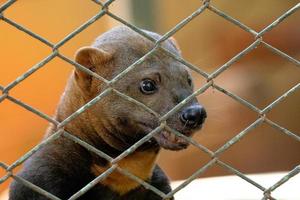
[{"x1": 9, "y1": 26, "x2": 206, "y2": 200}]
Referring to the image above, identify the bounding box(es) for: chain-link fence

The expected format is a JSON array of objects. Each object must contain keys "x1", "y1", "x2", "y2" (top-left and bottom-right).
[{"x1": 0, "y1": 0, "x2": 299, "y2": 199}]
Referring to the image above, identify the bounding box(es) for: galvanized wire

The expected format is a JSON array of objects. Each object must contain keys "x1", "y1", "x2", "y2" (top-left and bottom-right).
[{"x1": 0, "y1": 1, "x2": 299, "y2": 200}]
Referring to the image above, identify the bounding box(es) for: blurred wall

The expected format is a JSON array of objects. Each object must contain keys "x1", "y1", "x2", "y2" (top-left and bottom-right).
[{"x1": 154, "y1": 0, "x2": 300, "y2": 181}]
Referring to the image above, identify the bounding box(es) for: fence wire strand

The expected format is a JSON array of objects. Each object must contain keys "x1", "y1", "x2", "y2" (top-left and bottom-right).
[{"x1": 0, "y1": 0, "x2": 299, "y2": 199}]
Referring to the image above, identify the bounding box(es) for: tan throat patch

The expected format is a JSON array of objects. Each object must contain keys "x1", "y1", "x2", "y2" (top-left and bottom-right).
[{"x1": 91, "y1": 149, "x2": 158, "y2": 195}]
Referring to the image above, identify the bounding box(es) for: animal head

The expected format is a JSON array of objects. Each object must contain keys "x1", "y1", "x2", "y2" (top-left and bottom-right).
[{"x1": 74, "y1": 26, "x2": 206, "y2": 151}]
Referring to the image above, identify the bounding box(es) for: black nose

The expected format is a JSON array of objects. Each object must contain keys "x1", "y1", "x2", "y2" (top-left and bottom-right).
[{"x1": 180, "y1": 105, "x2": 207, "y2": 128}]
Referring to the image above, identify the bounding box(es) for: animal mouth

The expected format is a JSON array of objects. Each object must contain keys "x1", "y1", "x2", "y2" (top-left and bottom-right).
[
  {"x1": 154, "y1": 130, "x2": 193, "y2": 151},
  {"x1": 137, "y1": 122, "x2": 194, "y2": 151}
]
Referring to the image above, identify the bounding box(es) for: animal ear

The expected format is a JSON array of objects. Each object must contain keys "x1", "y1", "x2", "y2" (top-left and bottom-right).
[
  {"x1": 169, "y1": 37, "x2": 181, "y2": 53},
  {"x1": 74, "y1": 47, "x2": 112, "y2": 91}
]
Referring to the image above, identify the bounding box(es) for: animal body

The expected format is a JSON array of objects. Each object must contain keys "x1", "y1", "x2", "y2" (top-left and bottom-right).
[{"x1": 9, "y1": 26, "x2": 206, "y2": 200}]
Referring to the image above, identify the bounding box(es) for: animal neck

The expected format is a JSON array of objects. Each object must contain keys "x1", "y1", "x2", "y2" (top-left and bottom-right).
[
  {"x1": 48, "y1": 75, "x2": 125, "y2": 158},
  {"x1": 91, "y1": 148, "x2": 159, "y2": 195}
]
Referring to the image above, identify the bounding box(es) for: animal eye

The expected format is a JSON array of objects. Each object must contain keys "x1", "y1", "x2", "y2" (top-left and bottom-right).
[
  {"x1": 140, "y1": 79, "x2": 157, "y2": 94},
  {"x1": 187, "y1": 77, "x2": 192, "y2": 86}
]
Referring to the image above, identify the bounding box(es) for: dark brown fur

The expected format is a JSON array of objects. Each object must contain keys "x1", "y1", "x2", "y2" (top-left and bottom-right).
[{"x1": 9, "y1": 26, "x2": 205, "y2": 200}]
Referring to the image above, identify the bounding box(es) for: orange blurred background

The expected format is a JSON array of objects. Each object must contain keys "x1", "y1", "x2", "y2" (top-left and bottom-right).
[{"x1": 0, "y1": 0, "x2": 299, "y2": 194}]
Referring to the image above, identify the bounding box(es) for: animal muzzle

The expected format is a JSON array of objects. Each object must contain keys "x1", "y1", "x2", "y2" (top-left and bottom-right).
[{"x1": 154, "y1": 104, "x2": 207, "y2": 151}]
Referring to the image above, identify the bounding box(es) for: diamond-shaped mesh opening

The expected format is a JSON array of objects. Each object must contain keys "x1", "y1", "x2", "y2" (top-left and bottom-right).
[
  {"x1": 0, "y1": 22, "x2": 51, "y2": 86},
  {"x1": 0, "y1": 100, "x2": 48, "y2": 164},
  {"x1": 0, "y1": 0, "x2": 299, "y2": 199},
  {"x1": 9, "y1": 57, "x2": 73, "y2": 116},
  {"x1": 214, "y1": 44, "x2": 300, "y2": 109},
  {"x1": 220, "y1": 124, "x2": 300, "y2": 174},
  {"x1": 167, "y1": 8, "x2": 254, "y2": 73},
  {"x1": 58, "y1": 15, "x2": 110, "y2": 58},
  {"x1": 197, "y1": 87, "x2": 258, "y2": 150},
  {"x1": 158, "y1": 144, "x2": 212, "y2": 180}
]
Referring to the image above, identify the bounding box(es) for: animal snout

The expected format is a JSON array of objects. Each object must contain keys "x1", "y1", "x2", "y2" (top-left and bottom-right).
[{"x1": 180, "y1": 104, "x2": 207, "y2": 128}]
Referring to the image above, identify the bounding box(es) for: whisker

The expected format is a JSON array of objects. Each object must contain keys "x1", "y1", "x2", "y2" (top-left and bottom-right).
[{"x1": 183, "y1": 119, "x2": 189, "y2": 130}]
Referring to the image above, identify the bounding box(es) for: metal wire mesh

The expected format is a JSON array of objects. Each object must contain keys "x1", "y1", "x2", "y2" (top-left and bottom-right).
[{"x1": 0, "y1": 0, "x2": 299, "y2": 199}]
